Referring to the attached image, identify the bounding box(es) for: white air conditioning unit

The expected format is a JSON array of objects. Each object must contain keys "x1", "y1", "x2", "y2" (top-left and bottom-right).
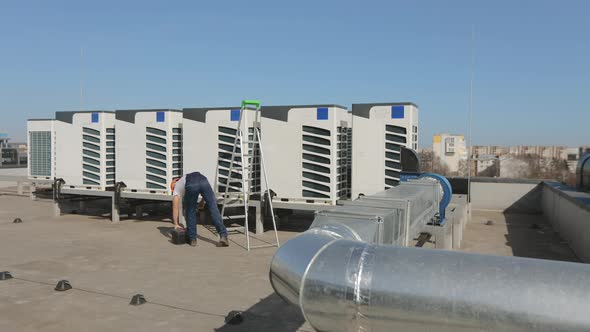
[
  {"x1": 115, "y1": 109, "x2": 183, "y2": 194},
  {"x1": 351, "y1": 102, "x2": 419, "y2": 198},
  {"x1": 27, "y1": 119, "x2": 60, "y2": 180},
  {"x1": 261, "y1": 104, "x2": 350, "y2": 205},
  {"x1": 182, "y1": 107, "x2": 258, "y2": 195},
  {"x1": 54, "y1": 111, "x2": 116, "y2": 190}
]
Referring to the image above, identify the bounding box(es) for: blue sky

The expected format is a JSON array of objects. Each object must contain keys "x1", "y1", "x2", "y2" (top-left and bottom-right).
[{"x1": 1, "y1": 0, "x2": 588, "y2": 147}]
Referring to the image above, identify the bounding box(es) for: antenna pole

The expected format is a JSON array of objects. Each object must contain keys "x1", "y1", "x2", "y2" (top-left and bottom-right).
[
  {"x1": 80, "y1": 47, "x2": 84, "y2": 112},
  {"x1": 467, "y1": 25, "x2": 475, "y2": 203}
]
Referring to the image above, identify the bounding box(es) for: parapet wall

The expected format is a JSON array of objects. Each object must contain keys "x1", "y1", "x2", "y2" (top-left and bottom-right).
[
  {"x1": 459, "y1": 177, "x2": 590, "y2": 262},
  {"x1": 465, "y1": 178, "x2": 543, "y2": 213},
  {"x1": 542, "y1": 182, "x2": 590, "y2": 262}
]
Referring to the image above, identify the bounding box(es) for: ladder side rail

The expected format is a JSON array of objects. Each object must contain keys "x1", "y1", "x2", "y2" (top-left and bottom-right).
[{"x1": 255, "y1": 127, "x2": 280, "y2": 247}]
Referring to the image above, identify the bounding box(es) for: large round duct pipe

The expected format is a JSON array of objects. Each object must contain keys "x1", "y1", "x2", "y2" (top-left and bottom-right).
[{"x1": 270, "y1": 225, "x2": 590, "y2": 332}]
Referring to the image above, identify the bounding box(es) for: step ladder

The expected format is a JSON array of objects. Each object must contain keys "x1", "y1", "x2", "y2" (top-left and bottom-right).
[{"x1": 219, "y1": 100, "x2": 280, "y2": 251}]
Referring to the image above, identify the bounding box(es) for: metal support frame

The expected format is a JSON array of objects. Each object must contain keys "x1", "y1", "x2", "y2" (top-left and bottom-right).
[
  {"x1": 43, "y1": 186, "x2": 265, "y2": 232},
  {"x1": 0, "y1": 174, "x2": 265, "y2": 231},
  {"x1": 30, "y1": 183, "x2": 37, "y2": 200},
  {"x1": 0, "y1": 175, "x2": 53, "y2": 197}
]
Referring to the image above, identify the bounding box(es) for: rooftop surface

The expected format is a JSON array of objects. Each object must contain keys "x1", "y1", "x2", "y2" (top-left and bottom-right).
[{"x1": 0, "y1": 190, "x2": 580, "y2": 331}]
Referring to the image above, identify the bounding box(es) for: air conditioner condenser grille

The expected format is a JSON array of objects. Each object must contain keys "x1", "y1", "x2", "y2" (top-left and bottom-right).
[
  {"x1": 172, "y1": 127, "x2": 183, "y2": 179},
  {"x1": 215, "y1": 126, "x2": 260, "y2": 194},
  {"x1": 145, "y1": 127, "x2": 167, "y2": 190},
  {"x1": 384, "y1": 125, "x2": 406, "y2": 189},
  {"x1": 105, "y1": 127, "x2": 115, "y2": 186},
  {"x1": 29, "y1": 131, "x2": 52, "y2": 177},
  {"x1": 217, "y1": 126, "x2": 241, "y2": 193},
  {"x1": 82, "y1": 127, "x2": 101, "y2": 185},
  {"x1": 335, "y1": 126, "x2": 350, "y2": 199},
  {"x1": 301, "y1": 125, "x2": 331, "y2": 199}
]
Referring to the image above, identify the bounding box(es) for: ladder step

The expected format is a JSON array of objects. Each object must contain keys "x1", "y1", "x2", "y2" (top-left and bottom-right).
[
  {"x1": 226, "y1": 169, "x2": 260, "y2": 174},
  {"x1": 228, "y1": 179, "x2": 258, "y2": 184},
  {"x1": 223, "y1": 215, "x2": 247, "y2": 220},
  {"x1": 226, "y1": 226, "x2": 245, "y2": 232},
  {"x1": 220, "y1": 191, "x2": 243, "y2": 195},
  {"x1": 230, "y1": 152, "x2": 256, "y2": 156},
  {"x1": 223, "y1": 203, "x2": 246, "y2": 208},
  {"x1": 220, "y1": 191, "x2": 258, "y2": 196},
  {"x1": 249, "y1": 244, "x2": 278, "y2": 249},
  {"x1": 223, "y1": 169, "x2": 259, "y2": 175}
]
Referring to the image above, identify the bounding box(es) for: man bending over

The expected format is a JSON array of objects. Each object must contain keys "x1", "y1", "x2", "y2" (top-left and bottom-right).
[{"x1": 171, "y1": 172, "x2": 229, "y2": 247}]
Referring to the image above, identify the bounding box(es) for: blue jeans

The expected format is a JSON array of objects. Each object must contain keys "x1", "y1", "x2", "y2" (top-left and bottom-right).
[{"x1": 184, "y1": 172, "x2": 228, "y2": 240}]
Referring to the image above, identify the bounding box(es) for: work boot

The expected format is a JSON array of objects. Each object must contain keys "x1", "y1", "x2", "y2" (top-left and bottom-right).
[
  {"x1": 189, "y1": 239, "x2": 197, "y2": 247},
  {"x1": 219, "y1": 235, "x2": 229, "y2": 247}
]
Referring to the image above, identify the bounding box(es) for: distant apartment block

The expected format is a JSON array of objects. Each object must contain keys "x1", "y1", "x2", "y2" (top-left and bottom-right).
[
  {"x1": 0, "y1": 133, "x2": 8, "y2": 148},
  {"x1": 472, "y1": 145, "x2": 510, "y2": 156},
  {"x1": 433, "y1": 133, "x2": 467, "y2": 173},
  {"x1": 509, "y1": 145, "x2": 568, "y2": 160},
  {"x1": 472, "y1": 145, "x2": 580, "y2": 160},
  {"x1": 467, "y1": 145, "x2": 588, "y2": 175}
]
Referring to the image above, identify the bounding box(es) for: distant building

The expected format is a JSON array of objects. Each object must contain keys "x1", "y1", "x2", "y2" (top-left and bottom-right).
[
  {"x1": 472, "y1": 145, "x2": 509, "y2": 156},
  {"x1": 0, "y1": 133, "x2": 8, "y2": 148},
  {"x1": 0, "y1": 133, "x2": 27, "y2": 167},
  {"x1": 474, "y1": 154, "x2": 499, "y2": 177},
  {"x1": 467, "y1": 144, "x2": 585, "y2": 177},
  {"x1": 509, "y1": 145, "x2": 567, "y2": 159},
  {"x1": 433, "y1": 134, "x2": 467, "y2": 174}
]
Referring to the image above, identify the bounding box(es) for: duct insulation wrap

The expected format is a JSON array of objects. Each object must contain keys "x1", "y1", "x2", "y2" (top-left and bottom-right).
[{"x1": 270, "y1": 225, "x2": 590, "y2": 332}]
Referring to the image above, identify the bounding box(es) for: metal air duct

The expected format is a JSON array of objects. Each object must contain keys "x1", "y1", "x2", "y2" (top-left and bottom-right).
[
  {"x1": 270, "y1": 224, "x2": 590, "y2": 332},
  {"x1": 270, "y1": 175, "x2": 590, "y2": 332}
]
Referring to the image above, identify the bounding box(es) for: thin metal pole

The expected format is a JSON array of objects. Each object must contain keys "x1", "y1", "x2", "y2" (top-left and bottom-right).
[
  {"x1": 80, "y1": 47, "x2": 84, "y2": 112},
  {"x1": 467, "y1": 25, "x2": 475, "y2": 203}
]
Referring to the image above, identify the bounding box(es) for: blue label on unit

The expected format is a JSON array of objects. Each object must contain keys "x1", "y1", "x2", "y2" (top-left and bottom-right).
[
  {"x1": 317, "y1": 107, "x2": 328, "y2": 120},
  {"x1": 391, "y1": 105, "x2": 404, "y2": 119},
  {"x1": 230, "y1": 109, "x2": 241, "y2": 121},
  {"x1": 156, "y1": 111, "x2": 165, "y2": 122},
  {"x1": 91, "y1": 112, "x2": 99, "y2": 123}
]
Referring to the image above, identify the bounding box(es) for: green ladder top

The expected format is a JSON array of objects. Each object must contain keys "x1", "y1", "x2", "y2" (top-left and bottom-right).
[{"x1": 241, "y1": 99, "x2": 261, "y2": 110}]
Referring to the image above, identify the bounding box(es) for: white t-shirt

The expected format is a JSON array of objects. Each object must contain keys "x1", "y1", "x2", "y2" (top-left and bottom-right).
[{"x1": 172, "y1": 175, "x2": 186, "y2": 198}]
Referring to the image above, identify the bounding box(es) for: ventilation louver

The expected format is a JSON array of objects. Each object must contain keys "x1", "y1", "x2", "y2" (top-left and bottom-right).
[
  {"x1": 145, "y1": 127, "x2": 168, "y2": 189},
  {"x1": 384, "y1": 125, "x2": 407, "y2": 188},
  {"x1": 301, "y1": 126, "x2": 332, "y2": 199},
  {"x1": 82, "y1": 127, "x2": 101, "y2": 185},
  {"x1": 29, "y1": 131, "x2": 52, "y2": 177}
]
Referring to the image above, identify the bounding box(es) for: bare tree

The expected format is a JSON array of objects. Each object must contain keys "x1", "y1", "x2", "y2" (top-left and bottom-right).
[
  {"x1": 545, "y1": 158, "x2": 571, "y2": 182},
  {"x1": 457, "y1": 159, "x2": 476, "y2": 177},
  {"x1": 418, "y1": 150, "x2": 450, "y2": 176},
  {"x1": 500, "y1": 155, "x2": 572, "y2": 183}
]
